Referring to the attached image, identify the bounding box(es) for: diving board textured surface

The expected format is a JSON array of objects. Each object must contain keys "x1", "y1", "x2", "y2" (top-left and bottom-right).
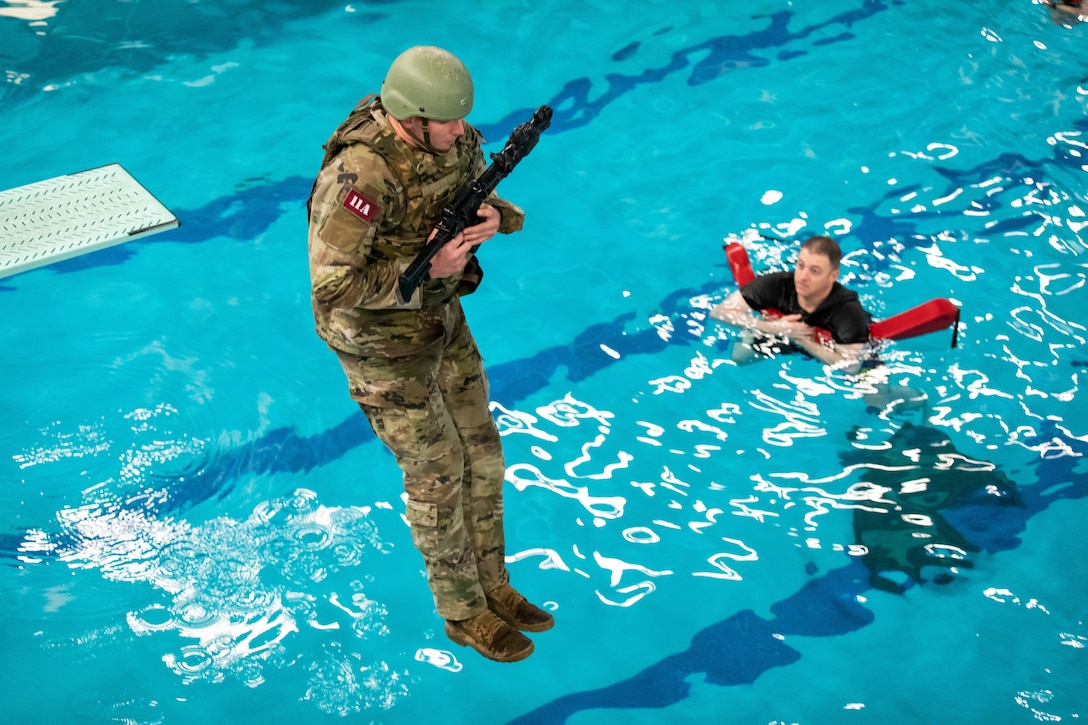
[{"x1": 0, "y1": 163, "x2": 179, "y2": 278}]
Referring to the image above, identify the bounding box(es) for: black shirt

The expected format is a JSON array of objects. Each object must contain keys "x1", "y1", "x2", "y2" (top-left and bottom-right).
[{"x1": 740, "y1": 271, "x2": 871, "y2": 344}]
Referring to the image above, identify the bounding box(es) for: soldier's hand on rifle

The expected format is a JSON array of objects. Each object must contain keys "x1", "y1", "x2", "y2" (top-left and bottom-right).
[
  {"x1": 426, "y1": 204, "x2": 500, "y2": 279},
  {"x1": 427, "y1": 230, "x2": 474, "y2": 279},
  {"x1": 463, "y1": 203, "x2": 501, "y2": 247}
]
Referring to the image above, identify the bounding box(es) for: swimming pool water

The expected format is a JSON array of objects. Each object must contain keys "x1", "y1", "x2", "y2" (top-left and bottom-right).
[{"x1": 2, "y1": 0, "x2": 1087, "y2": 723}]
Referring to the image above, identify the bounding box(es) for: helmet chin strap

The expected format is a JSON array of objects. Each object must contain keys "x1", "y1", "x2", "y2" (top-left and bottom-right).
[{"x1": 404, "y1": 117, "x2": 445, "y2": 155}]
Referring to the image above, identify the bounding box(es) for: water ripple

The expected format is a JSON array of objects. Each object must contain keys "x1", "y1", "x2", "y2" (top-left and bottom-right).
[{"x1": 21, "y1": 484, "x2": 400, "y2": 705}]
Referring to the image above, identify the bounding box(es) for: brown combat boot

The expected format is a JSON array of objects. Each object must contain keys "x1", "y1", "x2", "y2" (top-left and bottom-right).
[
  {"x1": 445, "y1": 610, "x2": 534, "y2": 663},
  {"x1": 486, "y1": 582, "x2": 555, "y2": 632}
]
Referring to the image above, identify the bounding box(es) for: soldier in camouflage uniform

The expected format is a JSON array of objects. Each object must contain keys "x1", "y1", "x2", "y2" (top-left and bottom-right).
[{"x1": 307, "y1": 46, "x2": 552, "y2": 663}]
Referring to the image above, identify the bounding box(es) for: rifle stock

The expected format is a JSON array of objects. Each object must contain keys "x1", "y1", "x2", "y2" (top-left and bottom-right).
[{"x1": 397, "y1": 105, "x2": 553, "y2": 301}]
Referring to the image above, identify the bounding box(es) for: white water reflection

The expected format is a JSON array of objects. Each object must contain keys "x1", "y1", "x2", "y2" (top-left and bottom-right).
[
  {"x1": 0, "y1": 0, "x2": 60, "y2": 22},
  {"x1": 24, "y1": 478, "x2": 410, "y2": 714},
  {"x1": 414, "y1": 647, "x2": 463, "y2": 673},
  {"x1": 507, "y1": 463, "x2": 626, "y2": 522},
  {"x1": 497, "y1": 390, "x2": 819, "y2": 607}
]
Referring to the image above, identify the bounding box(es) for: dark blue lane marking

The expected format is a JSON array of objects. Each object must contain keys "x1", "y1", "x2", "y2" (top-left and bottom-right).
[
  {"x1": 510, "y1": 563, "x2": 869, "y2": 721},
  {"x1": 478, "y1": 3, "x2": 897, "y2": 138},
  {"x1": 0, "y1": 0, "x2": 382, "y2": 99},
  {"x1": 507, "y1": 422, "x2": 1088, "y2": 724}
]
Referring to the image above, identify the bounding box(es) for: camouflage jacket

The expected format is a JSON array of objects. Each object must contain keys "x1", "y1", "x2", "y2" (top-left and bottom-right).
[{"x1": 307, "y1": 98, "x2": 524, "y2": 358}]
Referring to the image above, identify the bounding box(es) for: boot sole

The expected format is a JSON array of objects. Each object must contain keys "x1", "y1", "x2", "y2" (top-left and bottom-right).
[{"x1": 445, "y1": 623, "x2": 534, "y2": 663}]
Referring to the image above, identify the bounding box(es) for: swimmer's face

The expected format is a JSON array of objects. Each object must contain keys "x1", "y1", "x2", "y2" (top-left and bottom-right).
[{"x1": 794, "y1": 248, "x2": 838, "y2": 302}]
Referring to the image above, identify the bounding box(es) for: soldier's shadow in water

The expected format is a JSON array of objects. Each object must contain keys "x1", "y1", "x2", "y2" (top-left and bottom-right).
[{"x1": 842, "y1": 422, "x2": 1022, "y2": 594}]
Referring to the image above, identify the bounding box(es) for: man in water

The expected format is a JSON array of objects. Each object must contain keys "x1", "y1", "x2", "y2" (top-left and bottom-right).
[
  {"x1": 1046, "y1": 0, "x2": 1086, "y2": 25},
  {"x1": 711, "y1": 235, "x2": 870, "y2": 368},
  {"x1": 307, "y1": 46, "x2": 552, "y2": 662}
]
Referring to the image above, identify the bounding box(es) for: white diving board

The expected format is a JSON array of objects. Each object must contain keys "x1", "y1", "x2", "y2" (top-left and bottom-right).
[{"x1": 0, "y1": 163, "x2": 179, "y2": 279}]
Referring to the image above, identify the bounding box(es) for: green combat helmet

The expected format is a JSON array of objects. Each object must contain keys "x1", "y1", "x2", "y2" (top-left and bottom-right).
[{"x1": 381, "y1": 46, "x2": 474, "y2": 121}]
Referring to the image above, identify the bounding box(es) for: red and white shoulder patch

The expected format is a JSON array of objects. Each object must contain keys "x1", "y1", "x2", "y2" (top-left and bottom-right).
[{"x1": 342, "y1": 189, "x2": 377, "y2": 222}]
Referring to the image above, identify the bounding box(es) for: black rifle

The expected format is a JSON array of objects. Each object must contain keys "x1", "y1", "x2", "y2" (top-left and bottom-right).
[{"x1": 397, "y1": 105, "x2": 553, "y2": 301}]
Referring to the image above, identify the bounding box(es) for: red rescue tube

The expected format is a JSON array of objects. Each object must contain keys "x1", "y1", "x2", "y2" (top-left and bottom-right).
[
  {"x1": 869, "y1": 298, "x2": 961, "y2": 345},
  {"x1": 725, "y1": 242, "x2": 756, "y2": 287}
]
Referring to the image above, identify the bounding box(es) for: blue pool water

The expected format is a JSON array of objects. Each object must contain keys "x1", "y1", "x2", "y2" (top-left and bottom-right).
[{"x1": 2, "y1": 0, "x2": 1087, "y2": 722}]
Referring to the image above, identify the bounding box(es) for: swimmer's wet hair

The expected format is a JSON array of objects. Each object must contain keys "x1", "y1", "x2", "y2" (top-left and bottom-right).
[{"x1": 801, "y1": 235, "x2": 842, "y2": 268}]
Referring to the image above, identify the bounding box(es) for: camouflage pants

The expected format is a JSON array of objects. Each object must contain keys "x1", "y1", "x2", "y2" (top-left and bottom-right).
[{"x1": 333, "y1": 300, "x2": 508, "y2": 621}]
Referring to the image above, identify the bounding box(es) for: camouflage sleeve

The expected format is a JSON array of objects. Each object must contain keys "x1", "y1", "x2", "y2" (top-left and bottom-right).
[
  {"x1": 307, "y1": 146, "x2": 421, "y2": 310},
  {"x1": 488, "y1": 194, "x2": 525, "y2": 234}
]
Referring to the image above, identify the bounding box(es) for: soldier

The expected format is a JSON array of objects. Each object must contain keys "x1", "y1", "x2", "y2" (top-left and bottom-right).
[{"x1": 307, "y1": 46, "x2": 552, "y2": 662}]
